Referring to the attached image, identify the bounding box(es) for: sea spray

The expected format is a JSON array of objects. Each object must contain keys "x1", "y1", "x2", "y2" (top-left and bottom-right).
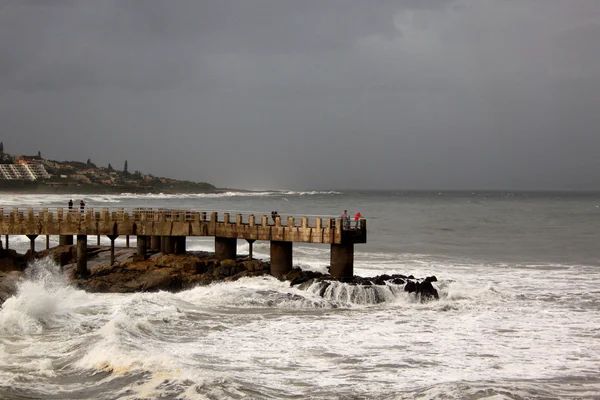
[{"x1": 0, "y1": 258, "x2": 74, "y2": 334}]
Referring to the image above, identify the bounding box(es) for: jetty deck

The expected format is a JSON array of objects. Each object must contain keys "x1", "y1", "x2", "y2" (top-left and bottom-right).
[{"x1": 0, "y1": 207, "x2": 366, "y2": 279}]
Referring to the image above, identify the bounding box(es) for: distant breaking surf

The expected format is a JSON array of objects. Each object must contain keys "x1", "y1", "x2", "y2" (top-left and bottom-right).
[{"x1": 115, "y1": 190, "x2": 342, "y2": 199}]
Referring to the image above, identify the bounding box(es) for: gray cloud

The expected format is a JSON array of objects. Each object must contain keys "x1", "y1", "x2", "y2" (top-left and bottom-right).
[{"x1": 1, "y1": 0, "x2": 599, "y2": 190}]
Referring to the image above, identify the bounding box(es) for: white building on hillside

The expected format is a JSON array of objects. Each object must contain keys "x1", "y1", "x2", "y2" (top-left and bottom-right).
[{"x1": 0, "y1": 164, "x2": 51, "y2": 180}]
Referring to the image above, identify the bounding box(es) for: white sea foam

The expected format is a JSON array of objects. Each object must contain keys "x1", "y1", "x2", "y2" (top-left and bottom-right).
[
  {"x1": 113, "y1": 190, "x2": 340, "y2": 200},
  {"x1": 279, "y1": 190, "x2": 342, "y2": 196},
  {"x1": 1, "y1": 256, "x2": 599, "y2": 398},
  {"x1": 76, "y1": 323, "x2": 176, "y2": 374},
  {"x1": 81, "y1": 195, "x2": 124, "y2": 203},
  {"x1": 0, "y1": 194, "x2": 73, "y2": 206},
  {"x1": 119, "y1": 191, "x2": 279, "y2": 199}
]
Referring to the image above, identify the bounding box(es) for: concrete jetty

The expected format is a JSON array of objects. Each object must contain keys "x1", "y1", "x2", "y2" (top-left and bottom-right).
[{"x1": 0, "y1": 207, "x2": 366, "y2": 279}]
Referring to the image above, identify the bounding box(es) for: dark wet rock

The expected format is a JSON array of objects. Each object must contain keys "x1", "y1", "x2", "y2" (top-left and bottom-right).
[
  {"x1": 287, "y1": 270, "x2": 439, "y2": 302},
  {"x1": 417, "y1": 280, "x2": 439, "y2": 299},
  {"x1": 37, "y1": 245, "x2": 77, "y2": 266},
  {"x1": 284, "y1": 267, "x2": 303, "y2": 281},
  {"x1": 404, "y1": 278, "x2": 439, "y2": 300},
  {"x1": 73, "y1": 250, "x2": 272, "y2": 293},
  {"x1": 0, "y1": 249, "x2": 28, "y2": 305},
  {"x1": 288, "y1": 269, "x2": 325, "y2": 287},
  {"x1": 0, "y1": 270, "x2": 24, "y2": 304},
  {"x1": 0, "y1": 249, "x2": 28, "y2": 272},
  {"x1": 404, "y1": 280, "x2": 417, "y2": 293}
]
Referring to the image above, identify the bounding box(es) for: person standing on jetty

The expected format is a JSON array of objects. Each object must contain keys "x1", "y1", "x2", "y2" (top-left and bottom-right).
[
  {"x1": 341, "y1": 210, "x2": 349, "y2": 229},
  {"x1": 68, "y1": 199, "x2": 73, "y2": 211},
  {"x1": 79, "y1": 200, "x2": 85, "y2": 213},
  {"x1": 354, "y1": 212, "x2": 362, "y2": 229}
]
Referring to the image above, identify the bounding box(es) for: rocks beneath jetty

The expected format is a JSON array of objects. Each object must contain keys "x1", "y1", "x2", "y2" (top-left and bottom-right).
[
  {"x1": 284, "y1": 268, "x2": 439, "y2": 301},
  {"x1": 0, "y1": 248, "x2": 29, "y2": 272},
  {"x1": 0, "y1": 245, "x2": 440, "y2": 304},
  {"x1": 403, "y1": 276, "x2": 439, "y2": 300},
  {"x1": 35, "y1": 246, "x2": 273, "y2": 293},
  {"x1": 0, "y1": 270, "x2": 24, "y2": 304},
  {"x1": 79, "y1": 253, "x2": 271, "y2": 293},
  {"x1": 0, "y1": 248, "x2": 28, "y2": 304}
]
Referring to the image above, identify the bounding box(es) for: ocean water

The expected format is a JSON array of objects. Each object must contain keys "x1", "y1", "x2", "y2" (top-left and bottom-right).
[{"x1": 1, "y1": 190, "x2": 599, "y2": 399}]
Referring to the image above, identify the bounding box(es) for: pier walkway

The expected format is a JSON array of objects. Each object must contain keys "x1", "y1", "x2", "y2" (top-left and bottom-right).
[{"x1": 0, "y1": 207, "x2": 366, "y2": 279}]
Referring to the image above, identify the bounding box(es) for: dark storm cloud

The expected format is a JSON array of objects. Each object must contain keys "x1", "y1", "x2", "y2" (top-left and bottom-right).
[{"x1": 1, "y1": 0, "x2": 599, "y2": 190}]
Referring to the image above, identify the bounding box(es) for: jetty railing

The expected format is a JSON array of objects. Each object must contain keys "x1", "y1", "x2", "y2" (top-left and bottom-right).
[{"x1": 0, "y1": 207, "x2": 365, "y2": 230}]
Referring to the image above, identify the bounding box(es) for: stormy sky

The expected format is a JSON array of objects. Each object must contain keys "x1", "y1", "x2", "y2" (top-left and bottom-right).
[{"x1": 1, "y1": 0, "x2": 599, "y2": 190}]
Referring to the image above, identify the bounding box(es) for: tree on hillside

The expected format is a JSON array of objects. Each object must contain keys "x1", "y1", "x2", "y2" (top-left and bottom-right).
[
  {"x1": 124, "y1": 160, "x2": 128, "y2": 173},
  {"x1": 107, "y1": 163, "x2": 114, "y2": 171},
  {"x1": 0, "y1": 142, "x2": 3, "y2": 153},
  {"x1": 87, "y1": 158, "x2": 91, "y2": 166},
  {"x1": 37, "y1": 151, "x2": 41, "y2": 158}
]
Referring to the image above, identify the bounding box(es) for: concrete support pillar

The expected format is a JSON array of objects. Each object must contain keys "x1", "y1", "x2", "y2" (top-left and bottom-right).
[
  {"x1": 163, "y1": 236, "x2": 175, "y2": 254},
  {"x1": 97, "y1": 235, "x2": 101, "y2": 245},
  {"x1": 59, "y1": 235, "x2": 73, "y2": 246},
  {"x1": 126, "y1": 235, "x2": 130, "y2": 248},
  {"x1": 247, "y1": 239, "x2": 256, "y2": 260},
  {"x1": 150, "y1": 236, "x2": 161, "y2": 251},
  {"x1": 136, "y1": 235, "x2": 148, "y2": 260},
  {"x1": 330, "y1": 243, "x2": 354, "y2": 280},
  {"x1": 76, "y1": 235, "x2": 88, "y2": 276},
  {"x1": 4, "y1": 235, "x2": 7, "y2": 249},
  {"x1": 215, "y1": 237, "x2": 237, "y2": 260},
  {"x1": 46, "y1": 235, "x2": 50, "y2": 250},
  {"x1": 270, "y1": 241, "x2": 292, "y2": 277},
  {"x1": 107, "y1": 235, "x2": 118, "y2": 266},
  {"x1": 26, "y1": 234, "x2": 38, "y2": 254},
  {"x1": 160, "y1": 236, "x2": 166, "y2": 252},
  {"x1": 174, "y1": 236, "x2": 186, "y2": 254}
]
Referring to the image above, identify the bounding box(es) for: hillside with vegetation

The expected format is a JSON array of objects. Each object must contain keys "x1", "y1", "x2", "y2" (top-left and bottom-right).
[{"x1": 0, "y1": 145, "x2": 216, "y2": 193}]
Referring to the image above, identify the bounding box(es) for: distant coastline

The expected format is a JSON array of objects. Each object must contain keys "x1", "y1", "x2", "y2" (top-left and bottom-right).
[
  {"x1": 0, "y1": 180, "x2": 247, "y2": 195},
  {"x1": 0, "y1": 147, "x2": 232, "y2": 194}
]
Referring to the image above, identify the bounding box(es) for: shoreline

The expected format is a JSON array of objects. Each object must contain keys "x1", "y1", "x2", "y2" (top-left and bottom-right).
[
  {"x1": 0, "y1": 178, "x2": 230, "y2": 194},
  {"x1": 0, "y1": 185, "x2": 253, "y2": 195}
]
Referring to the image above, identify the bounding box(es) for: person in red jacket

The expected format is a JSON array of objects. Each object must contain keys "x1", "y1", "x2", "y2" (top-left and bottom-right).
[{"x1": 354, "y1": 212, "x2": 362, "y2": 229}]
